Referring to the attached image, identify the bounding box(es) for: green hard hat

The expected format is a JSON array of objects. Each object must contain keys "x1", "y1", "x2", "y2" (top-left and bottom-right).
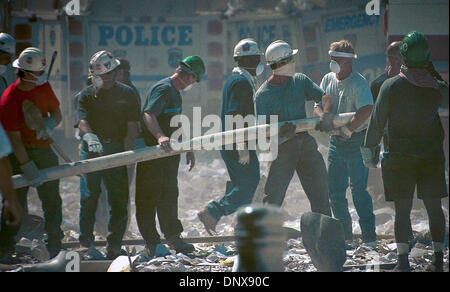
[
  {"x1": 400, "y1": 31, "x2": 430, "y2": 68},
  {"x1": 179, "y1": 55, "x2": 206, "y2": 82}
]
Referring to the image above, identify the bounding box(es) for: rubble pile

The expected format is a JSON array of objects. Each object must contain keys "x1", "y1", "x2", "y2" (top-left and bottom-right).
[{"x1": 3, "y1": 157, "x2": 449, "y2": 272}]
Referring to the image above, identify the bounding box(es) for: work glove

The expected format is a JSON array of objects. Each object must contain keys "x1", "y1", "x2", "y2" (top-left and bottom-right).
[
  {"x1": 238, "y1": 149, "x2": 250, "y2": 165},
  {"x1": 131, "y1": 138, "x2": 147, "y2": 150},
  {"x1": 328, "y1": 125, "x2": 353, "y2": 141},
  {"x1": 83, "y1": 133, "x2": 103, "y2": 153},
  {"x1": 360, "y1": 145, "x2": 381, "y2": 168},
  {"x1": 315, "y1": 112, "x2": 335, "y2": 132},
  {"x1": 20, "y1": 161, "x2": 46, "y2": 187}
]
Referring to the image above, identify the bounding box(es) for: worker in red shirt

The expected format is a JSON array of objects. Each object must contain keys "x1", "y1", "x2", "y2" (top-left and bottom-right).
[{"x1": 0, "y1": 47, "x2": 64, "y2": 261}]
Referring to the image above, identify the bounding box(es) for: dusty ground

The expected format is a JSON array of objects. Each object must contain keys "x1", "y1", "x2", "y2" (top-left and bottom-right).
[{"x1": 3, "y1": 135, "x2": 449, "y2": 272}]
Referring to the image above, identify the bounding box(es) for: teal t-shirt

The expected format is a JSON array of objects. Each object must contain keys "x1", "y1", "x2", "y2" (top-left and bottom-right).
[
  {"x1": 142, "y1": 77, "x2": 182, "y2": 146},
  {"x1": 255, "y1": 73, "x2": 324, "y2": 123}
]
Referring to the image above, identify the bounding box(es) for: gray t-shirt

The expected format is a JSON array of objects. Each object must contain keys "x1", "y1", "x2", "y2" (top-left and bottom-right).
[{"x1": 319, "y1": 71, "x2": 373, "y2": 131}]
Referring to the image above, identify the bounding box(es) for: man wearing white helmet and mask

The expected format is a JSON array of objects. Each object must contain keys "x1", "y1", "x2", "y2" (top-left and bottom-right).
[
  {"x1": 0, "y1": 47, "x2": 64, "y2": 261},
  {"x1": 254, "y1": 40, "x2": 333, "y2": 216},
  {"x1": 76, "y1": 51, "x2": 140, "y2": 259},
  {"x1": 0, "y1": 33, "x2": 16, "y2": 95},
  {"x1": 315, "y1": 40, "x2": 376, "y2": 248},
  {"x1": 197, "y1": 39, "x2": 262, "y2": 235}
]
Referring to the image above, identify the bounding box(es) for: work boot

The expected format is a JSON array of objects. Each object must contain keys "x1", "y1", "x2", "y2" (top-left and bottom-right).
[
  {"x1": 167, "y1": 235, "x2": 195, "y2": 254},
  {"x1": 392, "y1": 254, "x2": 411, "y2": 272},
  {"x1": 79, "y1": 237, "x2": 94, "y2": 248},
  {"x1": 198, "y1": 209, "x2": 218, "y2": 235},
  {"x1": 142, "y1": 243, "x2": 170, "y2": 259},
  {"x1": 47, "y1": 240, "x2": 62, "y2": 259},
  {"x1": 106, "y1": 247, "x2": 127, "y2": 260},
  {"x1": 361, "y1": 241, "x2": 378, "y2": 250},
  {"x1": 0, "y1": 252, "x2": 20, "y2": 265},
  {"x1": 425, "y1": 252, "x2": 444, "y2": 272}
]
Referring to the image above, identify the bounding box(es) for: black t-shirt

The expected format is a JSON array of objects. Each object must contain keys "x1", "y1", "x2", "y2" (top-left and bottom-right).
[
  {"x1": 370, "y1": 72, "x2": 388, "y2": 103},
  {"x1": 119, "y1": 80, "x2": 141, "y2": 109},
  {"x1": 77, "y1": 82, "x2": 140, "y2": 142},
  {"x1": 365, "y1": 75, "x2": 447, "y2": 161},
  {"x1": 142, "y1": 77, "x2": 182, "y2": 146}
]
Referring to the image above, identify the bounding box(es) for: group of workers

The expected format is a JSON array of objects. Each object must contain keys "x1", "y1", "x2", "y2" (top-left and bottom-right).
[{"x1": 0, "y1": 28, "x2": 447, "y2": 272}]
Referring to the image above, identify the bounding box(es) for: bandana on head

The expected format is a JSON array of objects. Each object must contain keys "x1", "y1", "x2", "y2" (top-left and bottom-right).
[{"x1": 328, "y1": 50, "x2": 357, "y2": 59}]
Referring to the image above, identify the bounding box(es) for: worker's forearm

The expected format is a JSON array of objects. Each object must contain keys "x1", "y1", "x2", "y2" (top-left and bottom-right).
[
  {"x1": 78, "y1": 120, "x2": 93, "y2": 136},
  {"x1": 347, "y1": 105, "x2": 373, "y2": 132},
  {"x1": 50, "y1": 109, "x2": 63, "y2": 126},
  {"x1": 0, "y1": 157, "x2": 17, "y2": 203},
  {"x1": 124, "y1": 121, "x2": 140, "y2": 149},
  {"x1": 8, "y1": 132, "x2": 30, "y2": 165},
  {"x1": 143, "y1": 112, "x2": 166, "y2": 139},
  {"x1": 321, "y1": 94, "x2": 333, "y2": 113},
  {"x1": 313, "y1": 106, "x2": 323, "y2": 117}
]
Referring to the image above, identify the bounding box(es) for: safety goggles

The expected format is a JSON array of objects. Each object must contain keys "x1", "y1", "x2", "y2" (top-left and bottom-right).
[{"x1": 276, "y1": 55, "x2": 295, "y2": 67}]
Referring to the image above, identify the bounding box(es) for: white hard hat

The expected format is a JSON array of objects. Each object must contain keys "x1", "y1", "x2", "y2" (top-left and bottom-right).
[
  {"x1": 233, "y1": 38, "x2": 263, "y2": 58},
  {"x1": 89, "y1": 50, "x2": 120, "y2": 75},
  {"x1": 0, "y1": 33, "x2": 16, "y2": 56},
  {"x1": 265, "y1": 40, "x2": 298, "y2": 65},
  {"x1": 12, "y1": 47, "x2": 47, "y2": 72}
]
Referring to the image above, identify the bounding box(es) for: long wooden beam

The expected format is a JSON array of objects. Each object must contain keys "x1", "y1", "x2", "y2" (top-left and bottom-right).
[{"x1": 12, "y1": 113, "x2": 355, "y2": 189}]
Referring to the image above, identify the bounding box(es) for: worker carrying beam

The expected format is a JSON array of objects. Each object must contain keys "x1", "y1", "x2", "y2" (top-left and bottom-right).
[
  {"x1": 363, "y1": 31, "x2": 449, "y2": 272},
  {"x1": 197, "y1": 39, "x2": 263, "y2": 235},
  {"x1": 0, "y1": 124, "x2": 22, "y2": 232},
  {"x1": 135, "y1": 55, "x2": 205, "y2": 257},
  {"x1": 76, "y1": 51, "x2": 141, "y2": 260},
  {"x1": 0, "y1": 47, "x2": 64, "y2": 261},
  {"x1": 254, "y1": 40, "x2": 332, "y2": 216},
  {"x1": 0, "y1": 32, "x2": 22, "y2": 262},
  {"x1": 315, "y1": 40, "x2": 377, "y2": 249}
]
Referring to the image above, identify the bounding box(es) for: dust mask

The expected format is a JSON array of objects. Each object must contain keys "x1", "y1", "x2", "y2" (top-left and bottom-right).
[
  {"x1": 255, "y1": 63, "x2": 264, "y2": 76},
  {"x1": 22, "y1": 71, "x2": 47, "y2": 86},
  {"x1": 183, "y1": 84, "x2": 193, "y2": 91},
  {"x1": 273, "y1": 62, "x2": 295, "y2": 77},
  {"x1": 330, "y1": 60, "x2": 341, "y2": 74},
  {"x1": 33, "y1": 72, "x2": 47, "y2": 86},
  {"x1": 92, "y1": 75, "x2": 104, "y2": 88}
]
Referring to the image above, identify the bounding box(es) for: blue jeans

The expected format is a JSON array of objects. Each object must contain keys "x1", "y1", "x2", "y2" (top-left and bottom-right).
[
  {"x1": 327, "y1": 133, "x2": 376, "y2": 242},
  {"x1": 206, "y1": 150, "x2": 260, "y2": 221},
  {"x1": 0, "y1": 147, "x2": 63, "y2": 253},
  {"x1": 79, "y1": 142, "x2": 129, "y2": 250}
]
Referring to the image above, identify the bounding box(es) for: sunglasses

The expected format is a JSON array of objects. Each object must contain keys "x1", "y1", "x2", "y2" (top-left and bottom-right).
[{"x1": 277, "y1": 55, "x2": 295, "y2": 67}]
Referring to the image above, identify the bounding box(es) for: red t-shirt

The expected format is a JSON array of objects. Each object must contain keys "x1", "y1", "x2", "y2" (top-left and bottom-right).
[{"x1": 0, "y1": 79, "x2": 60, "y2": 148}]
